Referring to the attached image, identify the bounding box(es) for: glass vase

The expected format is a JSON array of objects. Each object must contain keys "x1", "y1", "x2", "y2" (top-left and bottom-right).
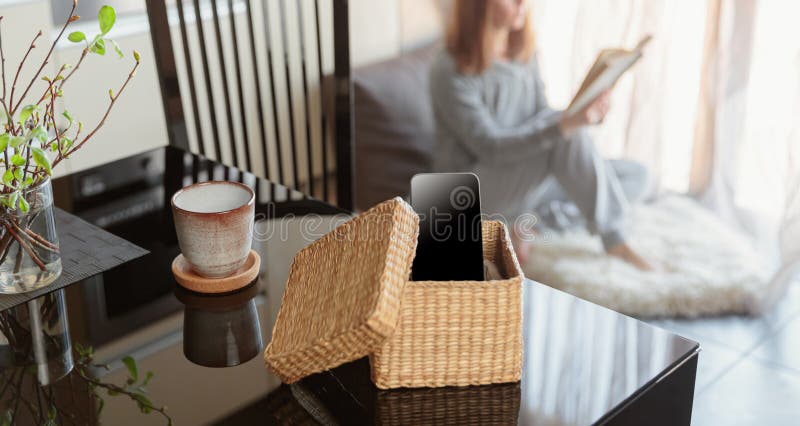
[{"x1": 0, "y1": 177, "x2": 62, "y2": 294}]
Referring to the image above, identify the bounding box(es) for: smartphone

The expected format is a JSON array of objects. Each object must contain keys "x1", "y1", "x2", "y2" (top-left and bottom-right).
[{"x1": 410, "y1": 173, "x2": 484, "y2": 281}]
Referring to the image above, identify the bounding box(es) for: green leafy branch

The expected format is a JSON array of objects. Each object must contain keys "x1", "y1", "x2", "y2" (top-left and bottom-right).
[
  {"x1": 74, "y1": 344, "x2": 173, "y2": 425},
  {"x1": 0, "y1": 338, "x2": 172, "y2": 425},
  {"x1": 0, "y1": 0, "x2": 140, "y2": 212},
  {"x1": 0, "y1": 0, "x2": 140, "y2": 273}
]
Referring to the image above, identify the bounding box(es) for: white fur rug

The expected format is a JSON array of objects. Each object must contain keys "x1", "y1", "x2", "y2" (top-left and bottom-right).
[{"x1": 522, "y1": 195, "x2": 772, "y2": 317}]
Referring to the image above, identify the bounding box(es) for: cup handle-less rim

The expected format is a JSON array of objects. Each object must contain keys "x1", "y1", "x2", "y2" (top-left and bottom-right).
[{"x1": 171, "y1": 181, "x2": 255, "y2": 217}]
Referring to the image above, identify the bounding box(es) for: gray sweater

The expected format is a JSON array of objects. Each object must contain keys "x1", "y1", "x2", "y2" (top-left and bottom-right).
[{"x1": 429, "y1": 51, "x2": 567, "y2": 171}]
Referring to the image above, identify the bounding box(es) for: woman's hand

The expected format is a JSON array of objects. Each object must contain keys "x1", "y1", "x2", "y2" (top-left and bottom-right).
[{"x1": 558, "y1": 90, "x2": 612, "y2": 137}]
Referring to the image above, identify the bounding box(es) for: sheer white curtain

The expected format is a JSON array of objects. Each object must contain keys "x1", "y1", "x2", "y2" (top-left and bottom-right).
[{"x1": 530, "y1": 0, "x2": 800, "y2": 308}]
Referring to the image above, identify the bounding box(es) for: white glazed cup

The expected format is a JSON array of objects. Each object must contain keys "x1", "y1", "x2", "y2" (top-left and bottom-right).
[{"x1": 171, "y1": 181, "x2": 255, "y2": 278}]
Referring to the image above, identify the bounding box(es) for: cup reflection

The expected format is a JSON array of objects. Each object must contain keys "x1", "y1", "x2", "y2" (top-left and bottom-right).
[{"x1": 176, "y1": 280, "x2": 263, "y2": 368}]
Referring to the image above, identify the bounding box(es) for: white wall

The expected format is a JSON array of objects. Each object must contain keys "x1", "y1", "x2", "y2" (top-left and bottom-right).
[{"x1": 55, "y1": 18, "x2": 168, "y2": 174}]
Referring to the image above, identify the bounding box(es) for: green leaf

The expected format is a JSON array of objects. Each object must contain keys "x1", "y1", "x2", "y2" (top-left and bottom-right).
[
  {"x1": 61, "y1": 137, "x2": 73, "y2": 152},
  {"x1": 98, "y1": 6, "x2": 116, "y2": 35},
  {"x1": 133, "y1": 50, "x2": 141, "y2": 62},
  {"x1": 10, "y1": 154, "x2": 25, "y2": 166},
  {"x1": 62, "y1": 110, "x2": 74, "y2": 124},
  {"x1": 31, "y1": 147, "x2": 51, "y2": 175},
  {"x1": 31, "y1": 126, "x2": 47, "y2": 144},
  {"x1": 122, "y1": 356, "x2": 138, "y2": 382},
  {"x1": 2, "y1": 170, "x2": 13, "y2": 186},
  {"x1": 90, "y1": 38, "x2": 106, "y2": 55},
  {"x1": 9, "y1": 136, "x2": 24, "y2": 149},
  {"x1": 21, "y1": 177, "x2": 33, "y2": 188},
  {"x1": 68, "y1": 31, "x2": 86, "y2": 43},
  {"x1": 5, "y1": 192, "x2": 19, "y2": 209},
  {"x1": 49, "y1": 142, "x2": 58, "y2": 152},
  {"x1": 18, "y1": 196, "x2": 29, "y2": 213},
  {"x1": 1, "y1": 193, "x2": 13, "y2": 209},
  {"x1": 13, "y1": 167, "x2": 22, "y2": 181},
  {"x1": 0, "y1": 134, "x2": 9, "y2": 152},
  {"x1": 131, "y1": 393, "x2": 153, "y2": 413},
  {"x1": 142, "y1": 371, "x2": 154, "y2": 387},
  {"x1": 108, "y1": 39, "x2": 124, "y2": 58},
  {"x1": 1, "y1": 409, "x2": 12, "y2": 426},
  {"x1": 18, "y1": 105, "x2": 37, "y2": 126}
]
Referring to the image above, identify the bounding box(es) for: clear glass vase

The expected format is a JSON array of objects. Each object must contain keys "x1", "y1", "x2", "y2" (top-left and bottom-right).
[{"x1": 0, "y1": 177, "x2": 62, "y2": 294}]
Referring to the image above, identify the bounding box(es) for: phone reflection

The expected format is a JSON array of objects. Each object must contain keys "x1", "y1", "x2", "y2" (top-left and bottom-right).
[{"x1": 175, "y1": 281, "x2": 263, "y2": 368}]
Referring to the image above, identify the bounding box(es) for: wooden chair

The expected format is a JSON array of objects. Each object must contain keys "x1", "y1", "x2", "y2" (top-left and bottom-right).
[{"x1": 145, "y1": 0, "x2": 353, "y2": 211}]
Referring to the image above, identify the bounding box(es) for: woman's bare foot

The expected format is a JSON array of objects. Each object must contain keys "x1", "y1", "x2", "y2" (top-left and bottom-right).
[{"x1": 607, "y1": 243, "x2": 653, "y2": 271}]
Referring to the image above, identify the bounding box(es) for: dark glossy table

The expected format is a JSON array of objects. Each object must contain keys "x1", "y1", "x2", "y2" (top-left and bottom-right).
[{"x1": 0, "y1": 146, "x2": 699, "y2": 425}]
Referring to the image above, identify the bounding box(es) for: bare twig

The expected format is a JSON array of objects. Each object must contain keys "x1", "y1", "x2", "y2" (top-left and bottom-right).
[
  {"x1": 0, "y1": 227, "x2": 13, "y2": 263},
  {"x1": 4, "y1": 223, "x2": 45, "y2": 270},
  {"x1": 34, "y1": 63, "x2": 68, "y2": 106},
  {"x1": 0, "y1": 16, "x2": 7, "y2": 102},
  {"x1": 24, "y1": 227, "x2": 59, "y2": 253},
  {"x1": 57, "y1": 48, "x2": 88, "y2": 92},
  {"x1": 55, "y1": 57, "x2": 140, "y2": 166},
  {"x1": 10, "y1": 0, "x2": 78, "y2": 114},
  {"x1": 8, "y1": 30, "x2": 42, "y2": 112},
  {"x1": 6, "y1": 219, "x2": 58, "y2": 253}
]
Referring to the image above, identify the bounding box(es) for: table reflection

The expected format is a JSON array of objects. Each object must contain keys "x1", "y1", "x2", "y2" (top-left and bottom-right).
[
  {"x1": 520, "y1": 283, "x2": 696, "y2": 425},
  {"x1": 176, "y1": 281, "x2": 263, "y2": 368}
]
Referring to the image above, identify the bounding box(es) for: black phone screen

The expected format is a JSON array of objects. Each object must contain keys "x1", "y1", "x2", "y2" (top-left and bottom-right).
[{"x1": 410, "y1": 173, "x2": 484, "y2": 281}]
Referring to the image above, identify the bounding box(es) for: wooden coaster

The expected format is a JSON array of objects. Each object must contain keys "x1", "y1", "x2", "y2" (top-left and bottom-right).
[{"x1": 172, "y1": 250, "x2": 260, "y2": 294}]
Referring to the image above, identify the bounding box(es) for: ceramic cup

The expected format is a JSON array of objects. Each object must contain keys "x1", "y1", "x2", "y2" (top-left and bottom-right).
[{"x1": 171, "y1": 181, "x2": 255, "y2": 278}]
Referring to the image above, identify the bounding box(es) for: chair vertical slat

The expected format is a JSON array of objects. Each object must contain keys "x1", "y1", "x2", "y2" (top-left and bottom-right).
[
  {"x1": 193, "y1": 0, "x2": 224, "y2": 162},
  {"x1": 209, "y1": 0, "x2": 239, "y2": 168},
  {"x1": 263, "y1": 2, "x2": 287, "y2": 187},
  {"x1": 227, "y1": 0, "x2": 253, "y2": 172},
  {"x1": 333, "y1": 0, "x2": 353, "y2": 211},
  {"x1": 174, "y1": 0, "x2": 206, "y2": 156},
  {"x1": 278, "y1": 0, "x2": 301, "y2": 192},
  {"x1": 313, "y1": 0, "x2": 330, "y2": 203},
  {"x1": 296, "y1": 0, "x2": 315, "y2": 198},
  {"x1": 147, "y1": 0, "x2": 352, "y2": 210},
  {"x1": 191, "y1": 154, "x2": 200, "y2": 183},
  {"x1": 244, "y1": 0, "x2": 271, "y2": 180},
  {"x1": 145, "y1": 0, "x2": 189, "y2": 150}
]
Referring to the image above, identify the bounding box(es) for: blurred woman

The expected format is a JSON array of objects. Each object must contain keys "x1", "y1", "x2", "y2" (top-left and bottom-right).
[{"x1": 430, "y1": 0, "x2": 652, "y2": 269}]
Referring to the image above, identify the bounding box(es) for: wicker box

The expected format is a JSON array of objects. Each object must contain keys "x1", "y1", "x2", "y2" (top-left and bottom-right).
[{"x1": 264, "y1": 198, "x2": 523, "y2": 389}]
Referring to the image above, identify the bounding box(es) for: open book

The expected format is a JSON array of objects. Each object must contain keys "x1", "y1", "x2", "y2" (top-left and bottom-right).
[{"x1": 565, "y1": 35, "x2": 652, "y2": 116}]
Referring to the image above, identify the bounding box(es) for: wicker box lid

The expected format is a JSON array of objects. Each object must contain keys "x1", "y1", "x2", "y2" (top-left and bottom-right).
[{"x1": 264, "y1": 198, "x2": 420, "y2": 383}]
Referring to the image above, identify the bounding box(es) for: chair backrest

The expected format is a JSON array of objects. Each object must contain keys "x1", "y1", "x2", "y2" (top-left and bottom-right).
[{"x1": 146, "y1": 0, "x2": 353, "y2": 211}]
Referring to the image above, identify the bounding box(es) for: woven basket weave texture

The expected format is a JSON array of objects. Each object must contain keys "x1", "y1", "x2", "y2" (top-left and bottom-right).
[
  {"x1": 265, "y1": 198, "x2": 523, "y2": 389},
  {"x1": 370, "y1": 219, "x2": 523, "y2": 389},
  {"x1": 265, "y1": 198, "x2": 419, "y2": 383}
]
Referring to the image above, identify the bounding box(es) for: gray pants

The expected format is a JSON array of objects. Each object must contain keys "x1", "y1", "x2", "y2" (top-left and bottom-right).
[{"x1": 475, "y1": 130, "x2": 650, "y2": 249}]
